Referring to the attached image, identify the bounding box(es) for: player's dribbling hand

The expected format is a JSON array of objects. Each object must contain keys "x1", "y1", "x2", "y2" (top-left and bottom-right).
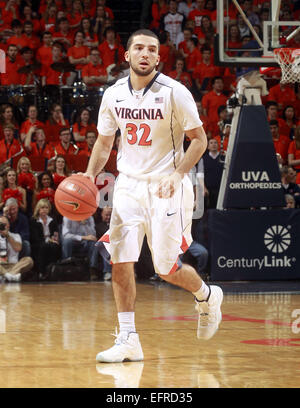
[
  {"x1": 155, "y1": 172, "x2": 183, "y2": 199},
  {"x1": 77, "y1": 172, "x2": 95, "y2": 183}
]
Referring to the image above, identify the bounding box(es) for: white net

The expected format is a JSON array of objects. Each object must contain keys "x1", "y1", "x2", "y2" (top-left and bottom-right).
[{"x1": 274, "y1": 48, "x2": 300, "y2": 84}]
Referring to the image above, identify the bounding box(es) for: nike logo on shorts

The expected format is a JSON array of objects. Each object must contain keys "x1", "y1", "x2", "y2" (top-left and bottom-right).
[{"x1": 167, "y1": 212, "x2": 176, "y2": 216}]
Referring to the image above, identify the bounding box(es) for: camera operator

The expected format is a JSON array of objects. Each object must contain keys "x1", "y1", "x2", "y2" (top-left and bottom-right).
[{"x1": 0, "y1": 215, "x2": 33, "y2": 282}]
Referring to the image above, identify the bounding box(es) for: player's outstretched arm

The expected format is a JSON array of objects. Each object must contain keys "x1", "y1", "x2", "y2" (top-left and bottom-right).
[{"x1": 83, "y1": 133, "x2": 115, "y2": 181}]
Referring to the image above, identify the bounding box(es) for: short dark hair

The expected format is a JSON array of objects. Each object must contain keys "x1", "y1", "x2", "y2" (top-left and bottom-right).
[
  {"x1": 126, "y1": 29, "x2": 159, "y2": 51},
  {"x1": 42, "y1": 31, "x2": 52, "y2": 38},
  {"x1": 59, "y1": 127, "x2": 70, "y2": 135},
  {"x1": 211, "y1": 76, "x2": 223, "y2": 86},
  {"x1": 20, "y1": 46, "x2": 33, "y2": 54},
  {"x1": 269, "y1": 119, "x2": 278, "y2": 127}
]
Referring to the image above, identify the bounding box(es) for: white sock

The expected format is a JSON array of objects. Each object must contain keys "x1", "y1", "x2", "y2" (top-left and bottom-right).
[
  {"x1": 118, "y1": 312, "x2": 136, "y2": 334},
  {"x1": 193, "y1": 281, "x2": 210, "y2": 302}
]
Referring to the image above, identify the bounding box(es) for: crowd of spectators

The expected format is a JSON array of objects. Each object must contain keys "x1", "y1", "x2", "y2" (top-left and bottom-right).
[{"x1": 0, "y1": 0, "x2": 300, "y2": 282}]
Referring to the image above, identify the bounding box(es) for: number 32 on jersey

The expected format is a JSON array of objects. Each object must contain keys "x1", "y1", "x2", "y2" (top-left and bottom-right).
[{"x1": 126, "y1": 123, "x2": 152, "y2": 146}]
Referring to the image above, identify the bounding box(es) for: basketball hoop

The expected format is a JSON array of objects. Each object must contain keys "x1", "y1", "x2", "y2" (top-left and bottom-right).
[{"x1": 274, "y1": 48, "x2": 300, "y2": 84}]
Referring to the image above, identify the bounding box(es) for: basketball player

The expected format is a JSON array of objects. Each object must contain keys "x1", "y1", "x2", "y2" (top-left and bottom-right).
[{"x1": 83, "y1": 29, "x2": 223, "y2": 363}]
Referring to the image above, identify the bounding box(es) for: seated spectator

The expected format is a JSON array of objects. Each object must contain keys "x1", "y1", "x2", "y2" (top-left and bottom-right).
[
  {"x1": 97, "y1": 0, "x2": 114, "y2": 20},
  {"x1": 280, "y1": 165, "x2": 300, "y2": 208},
  {"x1": 281, "y1": 105, "x2": 298, "y2": 140},
  {"x1": 214, "y1": 118, "x2": 231, "y2": 154},
  {"x1": 95, "y1": 206, "x2": 112, "y2": 281},
  {"x1": 1, "y1": 44, "x2": 22, "y2": 86},
  {"x1": 80, "y1": 17, "x2": 99, "y2": 48},
  {"x1": 72, "y1": 107, "x2": 98, "y2": 146},
  {"x1": 54, "y1": 127, "x2": 78, "y2": 156},
  {"x1": 284, "y1": 194, "x2": 296, "y2": 209},
  {"x1": 157, "y1": 30, "x2": 176, "y2": 75},
  {"x1": 265, "y1": 101, "x2": 286, "y2": 133},
  {"x1": 91, "y1": 4, "x2": 107, "y2": 39},
  {"x1": 202, "y1": 138, "x2": 224, "y2": 208},
  {"x1": 1, "y1": 169, "x2": 27, "y2": 213},
  {"x1": 269, "y1": 119, "x2": 290, "y2": 164},
  {"x1": 61, "y1": 215, "x2": 99, "y2": 276},
  {"x1": 16, "y1": 156, "x2": 37, "y2": 216},
  {"x1": 52, "y1": 17, "x2": 74, "y2": 49},
  {"x1": 177, "y1": 26, "x2": 194, "y2": 57},
  {"x1": 193, "y1": 45, "x2": 222, "y2": 95},
  {"x1": 197, "y1": 14, "x2": 215, "y2": 46},
  {"x1": 177, "y1": 0, "x2": 197, "y2": 18},
  {"x1": 41, "y1": 42, "x2": 71, "y2": 87},
  {"x1": 36, "y1": 32, "x2": 53, "y2": 67},
  {"x1": 0, "y1": 124, "x2": 22, "y2": 167},
  {"x1": 6, "y1": 19, "x2": 28, "y2": 50},
  {"x1": 79, "y1": 130, "x2": 97, "y2": 157},
  {"x1": 32, "y1": 171, "x2": 56, "y2": 209},
  {"x1": 226, "y1": 23, "x2": 242, "y2": 56},
  {"x1": 67, "y1": 30, "x2": 90, "y2": 73},
  {"x1": 51, "y1": 155, "x2": 70, "y2": 189},
  {"x1": 0, "y1": 104, "x2": 20, "y2": 140},
  {"x1": 22, "y1": 21, "x2": 40, "y2": 52},
  {"x1": 98, "y1": 26, "x2": 125, "y2": 69},
  {"x1": 39, "y1": 4, "x2": 57, "y2": 33},
  {"x1": 206, "y1": 104, "x2": 228, "y2": 139},
  {"x1": 19, "y1": 4, "x2": 41, "y2": 34},
  {"x1": 24, "y1": 127, "x2": 55, "y2": 160},
  {"x1": 82, "y1": 47, "x2": 108, "y2": 87},
  {"x1": 0, "y1": 214, "x2": 33, "y2": 283},
  {"x1": 30, "y1": 198, "x2": 61, "y2": 280},
  {"x1": 150, "y1": 0, "x2": 168, "y2": 31},
  {"x1": 20, "y1": 105, "x2": 45, "y2": 144},
  {"x1": 2, "y1": 197, "x2": 31, "y2": 258},
  {"x1": 188, "y1": 0, "x2": 210, "y2": 37},
  {"x1": 288, "y1": 126, "x2": 300, "y2": 185},
  {"x1": 18, "y1": 46, "x2": 39, "y2": 86},
  {"x1": 201, "y1": 76, "x2": 228, "y2": 124},
  {"x1": 185, "y1": 37, "x2": 201, "y2": 75},
  {"x1": 167, "y1": 57, "x2": 192, "y2": 90},
  {"x1": 268, "y1": 82, "x2": 296, "y2": 114},
  {"x1": 82, "y1": 0, "x2": 97, "y2": 19},
  {"x1": 1, "y1": 1, "x2": 20, "y2": 30},
  {"x1": 67, "y1": 0, "x2": 84, "y2": 30},
  {"x1": 44, "y1": 103, "x2": 70, "y2": 144},
  {"x1": 242, "y1": 0, "x2": 260, "y2": 24}
]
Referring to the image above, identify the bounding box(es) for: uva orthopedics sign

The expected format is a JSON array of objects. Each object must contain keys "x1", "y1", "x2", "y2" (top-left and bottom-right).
[{"x1": 223, "y1": 105, "x2": 285, "y2": 208}]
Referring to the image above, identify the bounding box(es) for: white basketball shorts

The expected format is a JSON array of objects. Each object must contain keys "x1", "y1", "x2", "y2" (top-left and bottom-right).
[{"x1": 100, "y1": 173, "x2": 194, "y2": 275}]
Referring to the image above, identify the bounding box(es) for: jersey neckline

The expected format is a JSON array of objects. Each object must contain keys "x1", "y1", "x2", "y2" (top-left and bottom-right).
[{"x1": 128, "y1": 72, "x2": 161, "y2": 97}]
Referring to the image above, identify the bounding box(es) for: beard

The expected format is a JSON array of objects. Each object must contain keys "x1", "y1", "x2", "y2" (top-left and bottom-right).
[{"x1": 129, "y1": 58, "x2": 157, "y2": 77}]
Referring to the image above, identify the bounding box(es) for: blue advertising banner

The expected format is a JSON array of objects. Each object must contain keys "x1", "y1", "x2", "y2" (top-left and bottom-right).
[
  {"x1": 223, "y1": 105, "x2": 285, "y2": 208},
  {"x1": 209, "y1": 209, "x2": 300, "y2": 280}
]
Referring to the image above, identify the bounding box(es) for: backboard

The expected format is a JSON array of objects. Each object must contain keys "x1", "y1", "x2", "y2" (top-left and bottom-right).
[{"x1": 215, "y1": 0, "x2": 300, "y2": 67}]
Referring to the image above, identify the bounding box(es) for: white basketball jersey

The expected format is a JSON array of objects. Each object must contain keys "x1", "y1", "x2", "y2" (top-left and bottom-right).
[{"x1": 97, "y1": 72, "x2": 202, "y2": 178}]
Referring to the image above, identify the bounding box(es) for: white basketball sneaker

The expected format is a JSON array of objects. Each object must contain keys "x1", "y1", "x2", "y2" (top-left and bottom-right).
[
  {"x1": 96, "y1": 330, "x2": 144, "y2": 363},
  {"x1": 195, "y1": 285, "x2": 223, "y2": 340}
]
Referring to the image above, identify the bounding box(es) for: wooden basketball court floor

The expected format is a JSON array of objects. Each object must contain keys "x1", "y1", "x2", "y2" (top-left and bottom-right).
[{"x1": 0, "y1": 280, "x2": 299, "y2": 389}]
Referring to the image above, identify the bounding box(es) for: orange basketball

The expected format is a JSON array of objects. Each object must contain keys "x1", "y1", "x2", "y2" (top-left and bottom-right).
[{"x1": 54, "y1": 174, "x2": 99, "y2": 221}]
